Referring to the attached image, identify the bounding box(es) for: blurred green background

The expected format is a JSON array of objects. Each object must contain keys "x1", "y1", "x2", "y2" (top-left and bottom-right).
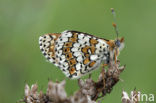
[{"x1": 0, "y1": 0, "x2": 156, "y2": 103}]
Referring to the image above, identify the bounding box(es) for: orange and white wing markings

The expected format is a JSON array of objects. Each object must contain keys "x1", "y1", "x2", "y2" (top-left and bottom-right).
[{"x1": 39, "y1": 30, "x2": 110, "y2": 79}]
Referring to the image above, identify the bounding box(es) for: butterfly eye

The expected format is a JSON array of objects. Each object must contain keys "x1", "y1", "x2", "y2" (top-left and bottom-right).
[{"x1": 115, "y1": 40, "x2": 120, "y2": 47}]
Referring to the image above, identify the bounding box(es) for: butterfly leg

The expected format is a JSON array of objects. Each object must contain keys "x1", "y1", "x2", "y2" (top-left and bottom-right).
[
  {"x1": 114, "y1": 48, "x2": 120, "y2": 64},
  {"x1": 115, "y1": 52, "x2": 117, "y2": 64}
]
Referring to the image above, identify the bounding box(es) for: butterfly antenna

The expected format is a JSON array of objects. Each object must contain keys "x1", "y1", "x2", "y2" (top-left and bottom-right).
[{"x1": 111, "y1": 8, "x2": 119, "y2": 39}]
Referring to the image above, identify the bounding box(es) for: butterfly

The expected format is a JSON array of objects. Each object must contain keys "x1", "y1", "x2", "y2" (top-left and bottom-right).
[{"x1": 39, "y1": 9, "x2": 124, "y2": 79}]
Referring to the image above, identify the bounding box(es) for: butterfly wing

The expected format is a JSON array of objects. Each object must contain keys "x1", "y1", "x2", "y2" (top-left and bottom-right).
[{"x1": 39, "y1": 30, "x2": 110, "y2": 79}]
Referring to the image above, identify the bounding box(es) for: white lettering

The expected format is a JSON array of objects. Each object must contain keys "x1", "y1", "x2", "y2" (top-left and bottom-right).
[
  {"x1": 141, "y1": 94, "x2": 148, "y2": 101},
  {"x1": 149, "y1": 94, "x2": 154, "y2": 101}
]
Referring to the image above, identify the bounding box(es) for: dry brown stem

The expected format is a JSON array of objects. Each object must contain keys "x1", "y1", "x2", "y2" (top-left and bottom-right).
[{"x1": 19, "y1": 60, "x2": 125, "y2": 103}]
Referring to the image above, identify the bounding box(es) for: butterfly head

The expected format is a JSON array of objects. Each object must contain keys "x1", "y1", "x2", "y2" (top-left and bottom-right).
[
  {"x1": 107, "y1": 37, "x2": 124, "y2": 51},
  {"x1": 115, "y1": 37, "x2": 124, "y2": 51},
  {"x1": 106, "y1": 37, "x2": 124, "y2": 63}
]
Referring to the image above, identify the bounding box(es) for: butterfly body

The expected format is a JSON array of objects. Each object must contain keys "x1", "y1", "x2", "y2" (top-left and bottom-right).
[{"x1": 39, "y1": 30, "x2": 124, "y2": 79}]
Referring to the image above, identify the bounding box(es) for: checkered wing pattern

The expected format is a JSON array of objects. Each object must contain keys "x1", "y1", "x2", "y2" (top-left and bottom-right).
[{"x1": 39, "y1": 30, "x2": 110, "y2": 79}]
